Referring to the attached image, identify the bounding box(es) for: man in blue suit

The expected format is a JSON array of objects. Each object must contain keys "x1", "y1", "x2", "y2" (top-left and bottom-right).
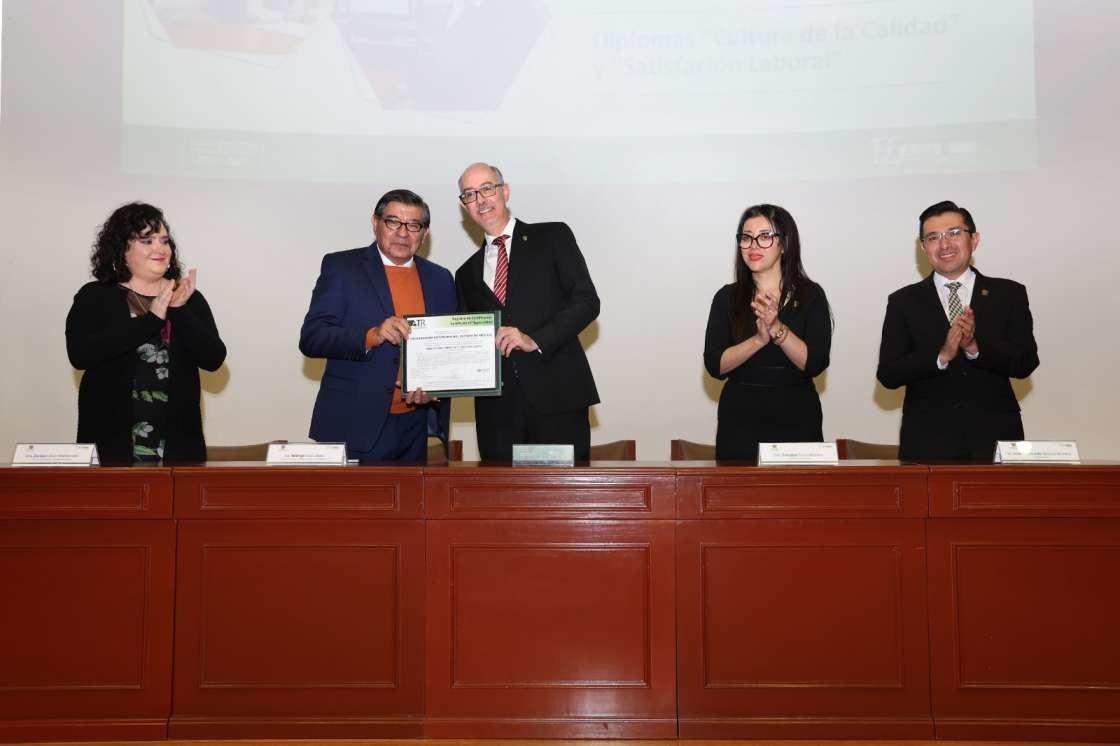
[{"x1": 300, "y1": 189, "x2": 457, "y2": 461}]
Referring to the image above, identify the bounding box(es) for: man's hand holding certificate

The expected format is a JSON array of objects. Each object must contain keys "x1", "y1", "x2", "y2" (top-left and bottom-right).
[{"x1": 401, "y1": 313, "x2": 502, "y2": 397}]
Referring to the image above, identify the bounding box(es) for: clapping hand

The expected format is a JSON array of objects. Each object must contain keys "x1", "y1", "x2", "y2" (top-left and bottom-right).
[
  {"x1": 751, "y1": 292, "x2": 780, "y2": 341},
  {"x1": 151, "y1": 279, "x2": 174, "y2": 319},
  {"x1": 956, "y1": 307, "x2": 977, "y2": 353},
  {"x1": 170, "y1": 268, "x2": 197, "y2": 308}
]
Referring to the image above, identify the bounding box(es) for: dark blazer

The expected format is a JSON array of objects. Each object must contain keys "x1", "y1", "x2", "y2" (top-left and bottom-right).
[
  {"x1": 455, "y1": 219, "x2": 600, "y2": 419},
  {"x1": 300, "y1": 243, "x2": 456, "y2": 452},
  {"x1": 877, "y1": 268, "x2": 1039, "y2": 460},
  {"x1": 65, "y1": 281, "x2": 226, "y2": 463}
]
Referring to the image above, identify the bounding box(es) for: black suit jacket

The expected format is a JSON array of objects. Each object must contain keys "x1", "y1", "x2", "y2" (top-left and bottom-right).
[
  {"x1": 877, "y1": 268, "x2": 1039, "y2": 460},
  {"x1": 455, "y1": 220, "x2": 600, "y2": 419}
]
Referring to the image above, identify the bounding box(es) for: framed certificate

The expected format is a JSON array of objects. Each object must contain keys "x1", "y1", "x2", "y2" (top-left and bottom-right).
[{"x1": 401, "y1": 312, "x2": 502, "y2": 397}]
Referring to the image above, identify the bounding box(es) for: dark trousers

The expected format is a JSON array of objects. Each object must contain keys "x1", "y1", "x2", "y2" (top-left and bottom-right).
[
  {"x1": 347, "y1": 409, "x2": 428, "y2": 463},
  {"x1": 899, "y1": 407, "x2": 1024, "y2": 461},
  {"x1": 475, "y1": 376, "x2": 591, "y2": 462}
]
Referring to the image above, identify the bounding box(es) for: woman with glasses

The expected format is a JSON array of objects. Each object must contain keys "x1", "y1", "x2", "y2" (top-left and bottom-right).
[
  {"x1": 65, "y1": 203, "x2": 226, "y2": 463},
  {"x1": 703, "y1": 204, "x2": 832, "y2": 461}
]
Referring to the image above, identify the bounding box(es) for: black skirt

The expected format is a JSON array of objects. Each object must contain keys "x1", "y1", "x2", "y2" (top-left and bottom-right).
[{"x1": 715, "y1": 379, "x2": 823, "y2": 461}]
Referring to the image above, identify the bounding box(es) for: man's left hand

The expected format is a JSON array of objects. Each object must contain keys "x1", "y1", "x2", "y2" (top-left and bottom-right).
[
  {"x1": 496, "y1": 326, "x2": 539, "y2": 357},
  {"x1": 956, "y1": 307, "x2": 978, "y2": 354},
  {"x1": 404, "y1": 386, "x2": 435, "y2": 405}
]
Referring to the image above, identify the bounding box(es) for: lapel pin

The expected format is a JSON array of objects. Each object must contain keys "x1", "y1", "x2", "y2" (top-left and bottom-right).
[
  {"x1": 522, "y1": 235, "x2": 527, "y2": 241},
  {"x1": 981, "y1": 288, "x2": 989, "y2": 296}
]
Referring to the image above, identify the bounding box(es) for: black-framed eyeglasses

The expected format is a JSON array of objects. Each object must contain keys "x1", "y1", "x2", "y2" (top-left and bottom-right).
[
  {"x1": 920, "y1": 227, "x2": 971, "y2": 246},
  {"x1": 380, "y1": 216, "x2": 426, "y2": 233},
  {"x1": 737, "y1": 232, "x2": 780, "y2": 249},
  {"x1": 459, "y1": 182, "x2": 504, "y2": 204}
]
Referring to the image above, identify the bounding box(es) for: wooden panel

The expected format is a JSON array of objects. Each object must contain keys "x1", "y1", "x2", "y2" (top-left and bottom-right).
[
  {"x1": 425, "y1": 465, "x2": 674, "y2": 519},
  {"x1": 677, "y1": 518, "x2": 932, "y2": 738},
  {"x1": 0, "y1": 466, "x2": 171, "y2": 519},
  {"x1": 0, "y1": 519, "x2": 174, "y2": 741},
  {"x1": 170, "y1": 519, "x2": 424, "y2": 738},
  {"x1": 425, "y1": 519, "x2": 676, "y2": 738},
  {"x1": 173, "y1": 464, "x2": 423, "y2": 519},
  {"x1": 930, "y1": 463, "x2": 1120, "y2": 517},
  {"x1": 677, "y1": 464, "x2": 929, "y2": 519},
  {"x1": 928, "y1": 517, "x2": 1120, "y2": 741}
]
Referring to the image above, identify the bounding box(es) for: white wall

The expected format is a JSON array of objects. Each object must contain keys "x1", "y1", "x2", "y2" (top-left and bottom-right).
[{"x1": 1, "y1": 0, "x2": 1118, "y2": 460}]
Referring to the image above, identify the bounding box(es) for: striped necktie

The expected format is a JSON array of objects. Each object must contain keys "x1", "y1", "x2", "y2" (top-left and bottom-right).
[{"x1": 492, "y1": 234, "x2": 509, "y2": 305}]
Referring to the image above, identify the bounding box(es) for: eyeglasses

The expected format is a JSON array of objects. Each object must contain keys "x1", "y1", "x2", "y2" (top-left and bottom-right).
[
  {"x1": 737, "y1": 232, "x2": 780, "y2": 249},
  {"x1": 459, "y1": 182, "x2": 504, "y2": 204},
  {"x1": 380, "y1": 216, "x2": 426, "y2": 233},
  {"x1": 920, "y1": 227, "x2": 971, "y2": 246}
]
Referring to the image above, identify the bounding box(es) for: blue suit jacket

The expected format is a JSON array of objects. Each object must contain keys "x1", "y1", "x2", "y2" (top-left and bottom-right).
[{"x1": 299, "y1": 243, "x2": 457, "y2": 452}]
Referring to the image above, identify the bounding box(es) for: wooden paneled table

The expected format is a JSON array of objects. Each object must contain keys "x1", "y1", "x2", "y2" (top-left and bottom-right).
[
  {"x1": 0, "y1": 467, "x2": 174, "y2": 742},
  {"x1": 423, "y1": 463, "x2": 677, "y2": 738},
  {"x1": 674, "y1": 461, "x2": 932, "y2": 739},
  {"x1": 925, "y1": 463, "x2": 1120, "y2": 742},
  {"x1": 169, "y1": 463, "x2": 426, "y2": 739},
  {"x1": 2, "y1": 460, "x2": 1119, "y2": 742}
]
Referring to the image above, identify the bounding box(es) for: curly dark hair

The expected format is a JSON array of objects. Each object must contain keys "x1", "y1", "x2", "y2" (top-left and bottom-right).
[{"x1": 90, "y1": 202, "x2": 182, "y2": 282}]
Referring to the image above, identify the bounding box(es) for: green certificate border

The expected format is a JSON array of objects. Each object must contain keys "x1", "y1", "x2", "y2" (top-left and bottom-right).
[{"x1": 401, "y1": 311, "x2": 502, "y2": 397}]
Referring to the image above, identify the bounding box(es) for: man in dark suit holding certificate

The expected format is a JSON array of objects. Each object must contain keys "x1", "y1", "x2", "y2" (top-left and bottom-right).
[
  {"x1": 455, "y1": 162, "x2": 600, "y2": 461},
  {"x1": 877, "y1": 200, "x2": 1040, "y2": 461}
]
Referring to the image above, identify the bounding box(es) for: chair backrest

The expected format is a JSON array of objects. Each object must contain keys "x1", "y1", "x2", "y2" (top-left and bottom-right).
[
  {"x1": 670, "y1": 439, "x2": 716, "y2": 460},
  {"x1": 835, "y1": 438, "x2": 899, "y2": 460},
  {"x1": 589, "y1": 439, "x2": 637, "y2": 460},
  {"x1": 206, "y1": 440, "x2": 288, "y2": 461},
  {"x1": 427, "y1": 438, "x2": 463, "y2": 463}
]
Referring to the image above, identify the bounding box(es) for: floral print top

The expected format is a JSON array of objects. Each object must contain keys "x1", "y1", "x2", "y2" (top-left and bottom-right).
[{"x1": 125, "y1": 289, "x2": 171, "y2": 462}]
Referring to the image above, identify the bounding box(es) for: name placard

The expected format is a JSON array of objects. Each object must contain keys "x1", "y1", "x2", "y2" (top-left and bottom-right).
[
  {"x1": 512, "y1": 444, "x2": 575, "y2": 466},
  {"x1": 266, "y1": 442, "x2": 347, "y2": 465},
  {"x1": 994, "y1": 440, "x2": 1080, "y2": 464},
  {"x1": 11, "y1": 443, "x2": 99, "y2": 466},
  {"x1": 757, "y1": 442, "x2": 839, "y2": 465}
]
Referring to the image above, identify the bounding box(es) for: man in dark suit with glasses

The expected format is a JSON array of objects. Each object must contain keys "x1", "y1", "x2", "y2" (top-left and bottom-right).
[
  {"x1": 877, "y1": 200, "x2": 1039, "y2": 460},
  {"x1": 454, "y1": 162, "x2": 600, "y2": 461}
]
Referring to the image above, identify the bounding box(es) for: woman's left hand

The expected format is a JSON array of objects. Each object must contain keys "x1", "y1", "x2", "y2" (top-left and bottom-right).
[
  {"x1": 751, "y1": 292, "x2": 779, "y2": 328},
  {"x1": 170, "y1": 268, "x2": 197, "y2": 307}
]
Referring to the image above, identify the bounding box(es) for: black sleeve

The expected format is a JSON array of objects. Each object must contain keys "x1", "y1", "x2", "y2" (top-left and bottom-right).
[
  {"x1": 799, "y1": 284, "x2": 832, "y2": 378},
  {"x1": 876, "y1": 290, "x2": 944, "y2": 389},
  {"x1": 65, "y1": 283, "x2": 163, "y2": 370},
  {"x1": 703, "y1": 286, "x2": 733, "y2": 380},
  {"x1": 168, "y1": 290, "x2": 226, "y2": 372},
  {"x1": 972, "y1": 281, "x2": 1039, "y2": 379},
  {"x1": 528, "y1": 223, "x2": 601, "y2": 359}
]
